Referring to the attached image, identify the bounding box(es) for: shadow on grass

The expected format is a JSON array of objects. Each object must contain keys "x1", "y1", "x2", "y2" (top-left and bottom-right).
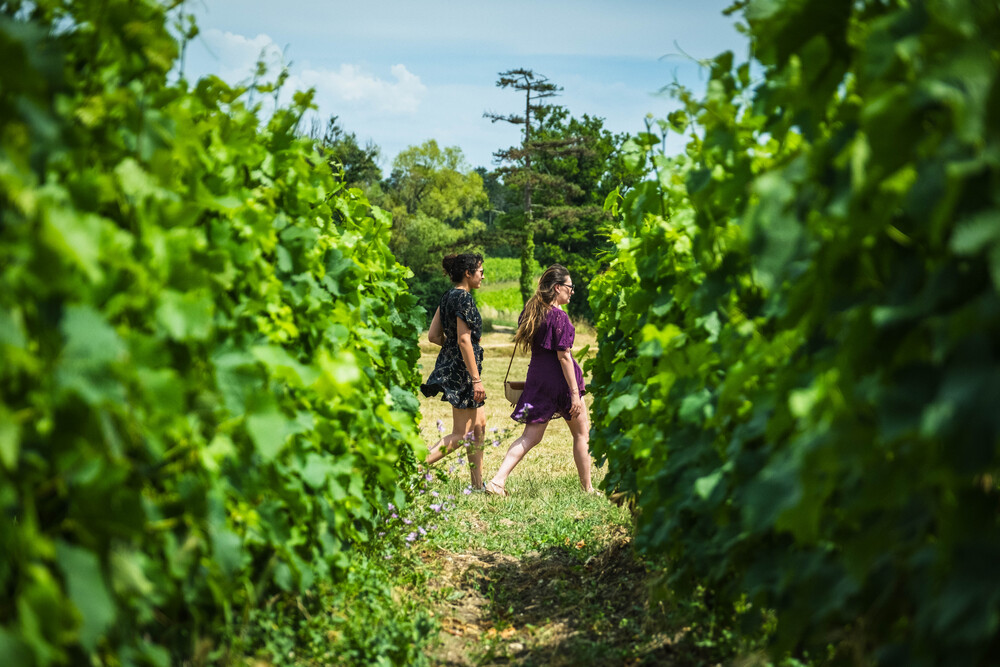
[
  {"x1": 426, "y1": 535, "x2": 766, "y2": 666},
  {"x1": 468, "y1": 538, "x2": 689, "y2": 666}
]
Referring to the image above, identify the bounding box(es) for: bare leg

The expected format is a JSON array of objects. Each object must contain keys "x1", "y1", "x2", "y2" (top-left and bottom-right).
[
  {"x1": 489, "y1": 422, "x2": 548, "y2": 488},
  {"x1": 466, "y1": 407, "x2": 486, "y2": 488},
  {"x1": 426, "y1": 407, "x2": 477, "y2": 467},
  {"x1": 567, "y1": 403, "x2": 593, "y2": 492}
]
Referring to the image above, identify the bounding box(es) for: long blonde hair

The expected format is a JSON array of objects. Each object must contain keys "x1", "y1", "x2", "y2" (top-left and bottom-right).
[{"x1": 513, "y1": 264, "x2": 570, "y2": 354}]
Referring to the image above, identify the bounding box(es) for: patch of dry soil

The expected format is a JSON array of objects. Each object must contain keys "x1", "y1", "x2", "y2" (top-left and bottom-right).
[{"x1": 421, "y1": 531, "x2": 681, "y2": 666}]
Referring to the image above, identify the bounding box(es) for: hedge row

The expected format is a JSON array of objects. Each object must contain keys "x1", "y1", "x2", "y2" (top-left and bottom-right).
[
  {"x1": 1, "y1": 2, "x2": 423, "y2": 664},
  {"x1": 588, "y1": 1, "x2": 1000, "y2": 663}
]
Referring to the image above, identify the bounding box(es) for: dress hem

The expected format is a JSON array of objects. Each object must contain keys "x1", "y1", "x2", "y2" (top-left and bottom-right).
[
  {"x1": 421, "y1": 382, "x2": 484, "y2": 410},
  {"x1": 510, "y1": 389, "x2": 586, "y2": 423}
]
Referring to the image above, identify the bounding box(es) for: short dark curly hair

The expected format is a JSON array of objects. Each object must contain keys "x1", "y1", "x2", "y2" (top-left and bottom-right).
[{"x1": 442, "y1": 253, "x2": 483, "y2": 284}]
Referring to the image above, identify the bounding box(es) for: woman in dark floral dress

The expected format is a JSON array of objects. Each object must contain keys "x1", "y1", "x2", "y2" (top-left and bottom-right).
[
  {"x1": 420, "y1": 253, "x2": 486, "y2": 488},
  {"x1": 484, "y1": 264, "x2": 593, "y2": 496}
]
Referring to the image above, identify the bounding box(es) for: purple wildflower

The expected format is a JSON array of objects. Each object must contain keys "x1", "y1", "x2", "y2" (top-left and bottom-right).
[
  {"x1": 418, "y1": 526, "x2": 427, "y2": 536},
  {"x1": 430, "y1": 503, "x2": 442, "y2": 512},
  {"x1": 514, "y1": 402, "x2": 534, "y2": 420},
  {"x1": 405, "y1": 532, "x2": 417, "y2": 542},
  {"x1": 403, "y1": 518, "x2": 412, "y2": 525}
]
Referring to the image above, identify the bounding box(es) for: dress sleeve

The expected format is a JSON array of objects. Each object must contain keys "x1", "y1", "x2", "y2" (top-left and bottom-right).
[
  {"x1": 539, "y1": 309, "x2": 575, "y2": 351},
  {"x1": 455, "y1": 291, "x2": 476, "y2": 326}
]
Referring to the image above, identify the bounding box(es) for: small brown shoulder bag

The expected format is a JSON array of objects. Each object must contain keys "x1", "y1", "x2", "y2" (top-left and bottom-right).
[{"x1": 503, "y1": 344, "x2": 525, "y2": 406}]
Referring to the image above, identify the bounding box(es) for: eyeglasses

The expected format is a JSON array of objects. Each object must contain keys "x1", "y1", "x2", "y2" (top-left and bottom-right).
[{"x1": 558, "y1": 282, "x2": 575, "y2": 293}]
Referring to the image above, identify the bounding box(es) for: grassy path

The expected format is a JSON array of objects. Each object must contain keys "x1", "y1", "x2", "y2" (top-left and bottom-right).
[
  {"x1": 401, "y1": 332, "x2": 737, "y2": 666},
  {"x1": 229, "y1": 330, "x2": 778, "y2": 665}
]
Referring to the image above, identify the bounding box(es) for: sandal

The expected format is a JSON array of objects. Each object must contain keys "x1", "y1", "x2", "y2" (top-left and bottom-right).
[{"x1": 484, "y1": 480, "x2": 508, "y2": 497}]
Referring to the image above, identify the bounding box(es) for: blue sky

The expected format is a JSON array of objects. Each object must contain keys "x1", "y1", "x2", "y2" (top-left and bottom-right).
[{"x1": 181, "y1": 1, "x2": 750, "y2": 173}]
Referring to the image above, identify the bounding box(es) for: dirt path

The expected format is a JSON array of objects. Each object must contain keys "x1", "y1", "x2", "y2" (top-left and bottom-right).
[
  {"x1": 419, "y1": 528, "x2": 682, "y2": 666},
  {"x1": 413, "y1": 331, "x2": 687, "y2": 665}
]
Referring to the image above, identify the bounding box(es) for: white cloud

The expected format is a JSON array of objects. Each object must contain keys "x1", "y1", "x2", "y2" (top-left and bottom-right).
[
  {"x1": 196, "y1": 29, "x2": 427, "y2": 116},
  {"x1": 183, "y1": 3, "x2": 749, "y2": 173},
  {"x1": 198, "y1": 28, "x2": 284, "y2": 83},
  {"x1": 292, "y1": 63, "x2": 427, "y2": 115}
]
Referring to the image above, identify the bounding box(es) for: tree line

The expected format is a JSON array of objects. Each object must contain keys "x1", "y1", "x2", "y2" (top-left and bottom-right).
[{"x1": 307, "y1": 70, "x2": 643, "y2": 322}]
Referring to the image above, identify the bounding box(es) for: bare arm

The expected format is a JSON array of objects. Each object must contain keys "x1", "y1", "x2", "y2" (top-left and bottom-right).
[
  {"x1": 457, "y1": 318, "x2": 486, "y2": 403},
  {"x1": 557, "y1": 349, "x2": 583, "y2": 418},
  {"x1": 427, "y1": 307, "x2": 445, "y2": 346}
]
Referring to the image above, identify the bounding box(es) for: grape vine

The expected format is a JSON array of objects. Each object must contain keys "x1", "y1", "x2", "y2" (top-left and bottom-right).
[
  {"x1": 589, "y1": 0, "x2": 1000, "y2": 663},
  {"x1": 0, "y1": 1, "x2": 424, "y2": 663}
]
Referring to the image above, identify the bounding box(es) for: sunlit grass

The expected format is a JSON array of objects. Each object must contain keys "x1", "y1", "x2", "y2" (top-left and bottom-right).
[
  {"x1": 480, "y1": 257, "x2": 542, "y2": 283},
  {"x1": 413, "y1": 327, "x2": 621, "y2": 558},
  {"x1": 415, "y1": 328, "x2": 599, "y2": 484},
  {"x1": 290, "y1": 326, "x2": 785, "y2": 667}
]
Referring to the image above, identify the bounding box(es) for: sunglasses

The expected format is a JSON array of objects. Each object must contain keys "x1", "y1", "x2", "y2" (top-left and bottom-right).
[{"x1": 558, "y1": 282, "x2": 575, "y2": 293}]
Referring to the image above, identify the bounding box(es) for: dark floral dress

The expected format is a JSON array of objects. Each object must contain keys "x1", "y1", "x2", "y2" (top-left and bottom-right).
[{"x1": 420, "y1": 288, "x2": 484, "y2": 409}]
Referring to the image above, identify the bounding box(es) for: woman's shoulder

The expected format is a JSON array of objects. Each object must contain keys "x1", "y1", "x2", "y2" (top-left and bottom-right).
[
  {"x1": 444, "y1": 288, "x2": 476, "y2": 310},
  {"x1": 442, "y1": 287, "x2": 464, "y2": 302},
  {"x1": 548, "y1": 306, "x2": 570, "y2": 324}
]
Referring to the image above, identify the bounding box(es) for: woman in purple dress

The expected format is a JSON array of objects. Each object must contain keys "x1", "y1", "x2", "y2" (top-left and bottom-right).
[
  {"x1": 420, "y1": 253, "x2": 487, "y2": 489},
  {"x1": 485, "y1": 264, "x2": 593, "y2": 496}
]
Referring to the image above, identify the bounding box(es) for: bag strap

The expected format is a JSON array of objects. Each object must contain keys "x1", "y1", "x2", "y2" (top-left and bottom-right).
[{"x1": 503, "y1": 341, "x2": 517, "y2": 384}]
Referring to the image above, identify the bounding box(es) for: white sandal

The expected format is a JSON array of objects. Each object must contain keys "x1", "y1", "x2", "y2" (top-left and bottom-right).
[{"x1": 484, "y1": 480, "x2": 508, "y2": 497}]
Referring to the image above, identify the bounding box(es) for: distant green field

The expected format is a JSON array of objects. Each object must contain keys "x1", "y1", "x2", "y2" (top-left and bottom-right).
[
  {"x1": 473, "y1": 257, "x2": 539, "y2": 326},
  {"x1": 476, "y1": 282, "x2": 523, "y2": 313},
  {"x1": 482, "y1": 257, "x2": 542, "y2": 283}
]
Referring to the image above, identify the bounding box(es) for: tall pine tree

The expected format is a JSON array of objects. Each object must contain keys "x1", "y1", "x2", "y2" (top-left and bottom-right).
[{"x1": 485, "y1": 69, "x2": 584, "y2": 304}]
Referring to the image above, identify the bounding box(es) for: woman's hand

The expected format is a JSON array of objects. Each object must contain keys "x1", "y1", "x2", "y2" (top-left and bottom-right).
[
  {"x1": 557, "y1": 349, "x2": 583, "y2": 418},
  {"x1": 569, "y1": 394, "x2": 583, "y2": 418},
  {"x1": 472, "y1": 380, "x2": 486, "y2": 403}
]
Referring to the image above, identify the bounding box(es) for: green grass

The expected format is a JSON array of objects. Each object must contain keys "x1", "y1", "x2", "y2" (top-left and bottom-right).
[
  {"x1": 229, "y1": 332, "x2": 806, "y2": 666},
  {"x1": 482, "y1": 257, "x2": 542, "y2": 283},
  {"x1": 412, "y1": 463, "x2": 629, "y2": 558},
  {"x1": 225, "y1": 550, "x2": 438, "y2": 666},
  {"x1": 476, "y1": 256, "x2": 542, "y2": 326},
  {"x1": 476, "y1": 282, "x2": 523, "y2": 317},
  {"x1": 402, "y1": 334, "x2": 804, "y2": 666}
]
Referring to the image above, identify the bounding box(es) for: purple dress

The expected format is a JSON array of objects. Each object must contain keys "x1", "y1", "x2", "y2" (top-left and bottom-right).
[{"x1": 511, "y1": 307, "x2": 586, "y2": 423}]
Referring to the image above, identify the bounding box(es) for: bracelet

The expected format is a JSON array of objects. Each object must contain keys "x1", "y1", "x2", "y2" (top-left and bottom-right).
[{"x1": 472, "y1": 379, "x2": 482, "y2": 384}]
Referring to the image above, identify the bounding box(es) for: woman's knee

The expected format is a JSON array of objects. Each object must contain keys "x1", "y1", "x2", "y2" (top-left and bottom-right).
[
  {"x1": 521, "y1": 424, "x2": 546, "y2": 448},
  {"x1": 452, "y1": 408, "x2": 476, "y2": 435}
]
